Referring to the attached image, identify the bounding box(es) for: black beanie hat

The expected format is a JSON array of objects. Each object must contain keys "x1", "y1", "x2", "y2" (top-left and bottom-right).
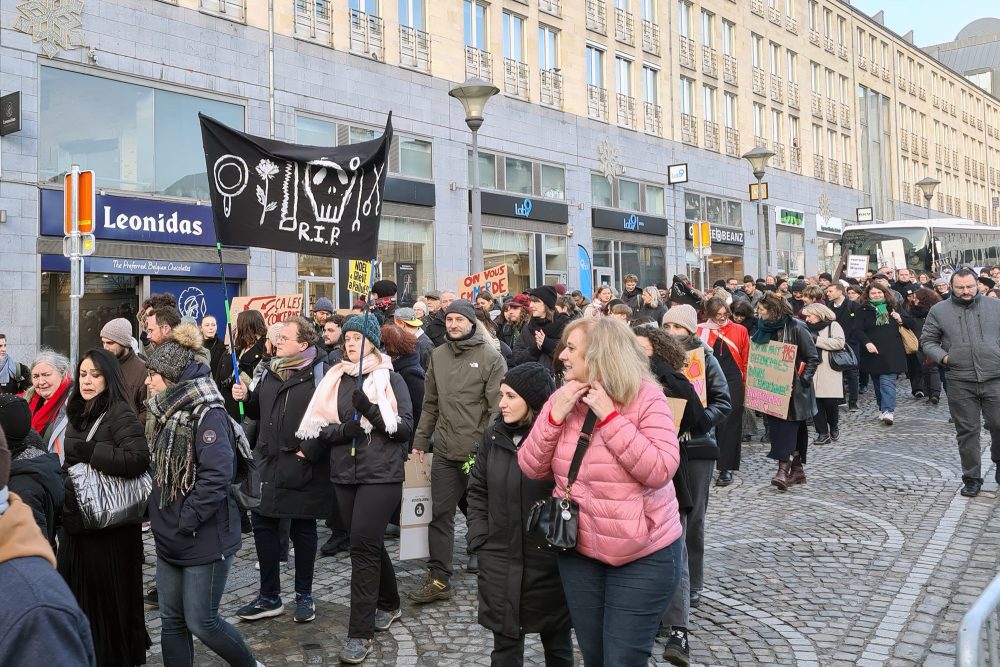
[
  {"x1": 0, "y1": 394, "x2": 32, "y2": 445},
  {"x1": 528, "y1": 285, "x2": 558, "y2": 311},
  {"x1": 502, "y1": 362, "x2": 555, "y2": 413},
  {"x1": 372, "y1": 280, "x2": 397, "y2": 298}
]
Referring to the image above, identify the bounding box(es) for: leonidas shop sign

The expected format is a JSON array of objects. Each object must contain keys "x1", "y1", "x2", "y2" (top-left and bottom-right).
[{"x1": 39, "y1": 188, "x2": 244, "y2": 247}]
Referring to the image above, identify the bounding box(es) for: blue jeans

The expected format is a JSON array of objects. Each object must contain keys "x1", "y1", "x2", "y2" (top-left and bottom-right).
[
  {"x1": 252, "y1": 513, "x2": 317, "y2": 598},
  {"x1": 557, "y1": 538, "x2": 682, "y2": 667},
  {"x1": 157, "y1": 555, "x2": 256, "y2": 667},
  {"x1": 871, "y1": 373, "x2": 898, "y2": 412}
]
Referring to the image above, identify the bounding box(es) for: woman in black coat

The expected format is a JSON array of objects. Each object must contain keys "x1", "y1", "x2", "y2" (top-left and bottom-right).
[
  {"x1": 752, "y1": 293, "x2": 820, "y2": 490},
  {"x1": 906, "y1": 288, "x2": 943, "y2": 403},
  {"x1": 511, "y1": 286, "x2": 570, "y2": 373},
  {"x1": 857, "y1": 283, "x2": 914, "y2": 425},
  {"x1": 58, "y1": 348, "x2": 151, "y2": 667},
  {"x1": 466, "y1": 362, "x2": 573, "y2": 667}
]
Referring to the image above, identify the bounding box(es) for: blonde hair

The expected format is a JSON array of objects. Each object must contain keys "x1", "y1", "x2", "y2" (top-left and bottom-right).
[
  {"x1": 800, "y1": 303, "x2": 836, "y2": 321},
  {"x1": 561, "y1": 317, "x2": 653, "y2": 406}
]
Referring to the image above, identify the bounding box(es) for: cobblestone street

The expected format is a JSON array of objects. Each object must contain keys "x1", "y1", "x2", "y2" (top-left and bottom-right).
[{"x1": 142, "y1": 384, "x2": 1000, "y2": 666}]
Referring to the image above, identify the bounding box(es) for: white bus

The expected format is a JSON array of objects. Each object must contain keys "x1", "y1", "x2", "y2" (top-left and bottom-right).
[{"x1": 837, "y1": 218, "x2": 1000, "y2": 276}]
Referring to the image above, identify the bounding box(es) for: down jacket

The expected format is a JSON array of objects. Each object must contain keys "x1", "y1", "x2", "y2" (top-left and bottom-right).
[
  {"x1": 920, "y1": 294, "x2": 1000, "y2": 383},
  {"x1": 466, "y1": 418, "x2": 571, "y2": 639},
  {"x1": 518, "y1": 379, "x2": 682, "y2": 567}
]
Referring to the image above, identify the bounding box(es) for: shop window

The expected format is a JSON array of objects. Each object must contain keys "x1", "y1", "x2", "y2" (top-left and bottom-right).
[
  {"x1": 505, "y1": 157, "x2": 533, "y2": 195},
  {"x1": 541, "y1": 164, "x2": 565, "y2": 199},
  {"x1": 399, "y1": 137, "x2": 433, "y2": 179},
  {"x1": 619, "y1": 179, "x2": 641, "y2": 212},
  {"x1": 296, "y1": 115, "x2": 338, "y2": 146},
  {"x1": 592, "y1": 174, "x2": 613, "y2": 207},
  {"x1": 593, "y1": 238, "x2": 614, "y2": 270},
  {"x1": 619, "y1": 242, "x2": 666, "y2": 288},
  {"x1": 349, "y1": 126, "x2": 377, "y2": 144},
  {"x1": 376, "y1": 216, "x2": 434, "y2": 305},
  {"x1": 645, "y1": 185, "x2": 665, "y2": 215},
  {"x1": 484, "y1": 227, "x2": 533, "y2": 295},
  {"x1": 544, "y1": 234, "x2": 567, "y2": 275},
  {"x1": 726, "y1": 200, "x2": 742, "y2": 227},
  {"x1": 705, "y1": 196, "x2": 723, "y2": 225},
  {"x1": 469, "y1": 151, "x2": 498, "y2": 189},
  {"x1": 40, "y1": 67, "x2": 244, "y2": 198},
  {"x1": 776, "y1": 229, "x2": 805, "y2": 276},
  {"x1": 40, "y1": 273, "x2": 140, "y2": 355}
]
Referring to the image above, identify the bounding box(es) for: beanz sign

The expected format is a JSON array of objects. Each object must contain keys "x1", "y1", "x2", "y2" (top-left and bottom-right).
[{"x1": 458, "y1": 264, "x2": 509, "y2": 301}]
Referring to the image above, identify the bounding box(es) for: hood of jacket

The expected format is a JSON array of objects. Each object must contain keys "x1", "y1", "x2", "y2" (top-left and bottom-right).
[
  {"x1": 446, "y1": 323, "x2": 486, "y2": 353},
  {"x1": 0, "y1": 494, "x2": 55, "y2": 566}
]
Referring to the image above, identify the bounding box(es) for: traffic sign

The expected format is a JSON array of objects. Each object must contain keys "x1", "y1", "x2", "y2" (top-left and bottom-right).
[
  {"x1": 691, "y1": 221, "x2": 712, "y2": 249},
  {"x1": 65, "y1": 169, "x2": 95, "y2": 233},
  {"x1": 63, "y1": 233, "x2": 96, "y2": 257},
  {"x1": 749, "y1": 182, "x2": 769, "y2": 201}
]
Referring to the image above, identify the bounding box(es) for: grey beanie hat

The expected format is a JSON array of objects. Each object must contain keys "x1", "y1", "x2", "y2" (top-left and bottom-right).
[
  {"x1": 100, "y1": 318, "x2": 133, "y2": 347},
  {"x1": 446, "y1": 299, "x2": 477, "y2": 324}
]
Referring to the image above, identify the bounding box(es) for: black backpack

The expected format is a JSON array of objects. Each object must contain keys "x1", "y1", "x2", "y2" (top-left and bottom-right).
[{"x1": 226, "y1": 416, "x2": 261, "y2": 512}]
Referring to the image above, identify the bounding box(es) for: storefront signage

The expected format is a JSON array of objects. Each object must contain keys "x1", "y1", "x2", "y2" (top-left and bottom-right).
[
  {"x1": 0, "y1": 91, "x2": 20, "y2": 136},
  {"x1": 856, "y1": 207, "x2": 874, "y2": 223},
  {"x1": 817, "y1": 215, "x2": 843, "y2": 235},
  {"x1": 775, "y1": 207, "x2": 805, "y2": 228},
  {"x1": 592, "y1": 207, "x2": 669, "y2": 236},
  {"x1": 473, "y1": 191, "x2": 569, "y2": 225},
  {"x1": 41, "y1": 255, "x2": 247, "y2": 279},
  {"x1": 667, "y1": 163, "x2": 688, "y2": 184},
  {"x1": 384, "y1": 177, "x2": 435, "y2": 207},
  {"x1": 39, "y1": 189, "x2": 240, "y2": 248},
  {"x1": 458, "y1": 264, "x2": 509, "y2": 300},
  {"x1": 577, "y1": 245, "x2": 593, "y2": 300},
  {"x1": 684, "y1": 223, "x2": 745, "y2": 246}
]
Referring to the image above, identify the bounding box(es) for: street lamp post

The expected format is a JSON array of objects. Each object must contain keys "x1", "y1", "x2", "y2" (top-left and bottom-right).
[
  {"x1": 449, "y1": 77, "x2": 500, "y2": 275},
  {"x1": 916, "y1": 176, "x2": 941, "y2": 220},
  {"x1": 742, "y1": 146, "x2": 776, "y2": 279}
]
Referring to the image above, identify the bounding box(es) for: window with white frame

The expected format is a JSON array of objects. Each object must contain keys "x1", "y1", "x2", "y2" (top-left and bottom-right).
[
  {"x1": 679, "y1": 77, "x2": 694, "y2": 114},
  {"x1": 677, "y1": 1, "x2": 692, "y2": 37},
  {"x1": 616, "y1": 56, "x2": 632, "y2": 95},
  {"x1": 464, "y1": 0, "x2": 487, "y2": 48},
  {"x1": 642, "y1": 65, "x2": 658, "y2": 103},
  {"x1": 703, "y1": 84, "x2": 716, "y2": 122},
  {"x1": 503, "y1": 12, "x2": 526, "y2": 62},
  {"x1": 724, "y1": 92, "x2": 737, "y2": 128},
  {"x1": 701, "y1": 10, "x2": 715, "y2": 47},
  {"x1": 539, "y1": 25, "x2": 559, "y2": 69},
  {"x1": 722, "y1": 20, "x2": 735, "y2": 56},
  {"x1": 753, "y1": 102, "x2": 766, "y2": 139},
  {"x1": 587, "y1": 45, "x2": 605, "y2": 86}
]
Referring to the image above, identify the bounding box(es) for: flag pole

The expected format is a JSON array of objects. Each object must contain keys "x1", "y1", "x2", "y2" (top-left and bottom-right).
[
  {"x1": 351, "y1": 257, "x2": 379, "y2": 457},
  {"x1": 215, "y1": 241, "x2": 244, "y2": 418}
]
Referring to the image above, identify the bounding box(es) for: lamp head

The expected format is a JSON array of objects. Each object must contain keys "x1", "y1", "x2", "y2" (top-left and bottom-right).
[
  {"x1": 741, "y1": 146, "x2": 776, "y2": 179},
  {"x1": 915, "y1": 176, "x2": 941, "y2": 201},
  {"x1": 449, "y1": 78, "x2": 500, "y2": 131}
]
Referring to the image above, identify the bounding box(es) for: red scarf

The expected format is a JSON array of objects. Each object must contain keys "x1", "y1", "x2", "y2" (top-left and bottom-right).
[{"x1": 28, "y1": 376, "x2": 72, "y2": 435}]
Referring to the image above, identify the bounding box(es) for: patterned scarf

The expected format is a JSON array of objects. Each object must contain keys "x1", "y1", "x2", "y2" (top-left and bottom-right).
[
  {"x1": 269, "y1": 346, "x2": 317, "y2": 381},
  {"x1": 146, "y1": 376, "x2": 225, "y2": 508},
  {"x1": 870, "y1": 299, "x2": 889, "y2": 326}
]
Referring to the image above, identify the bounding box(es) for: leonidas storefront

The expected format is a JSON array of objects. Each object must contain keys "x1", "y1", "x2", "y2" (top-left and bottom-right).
[{"x1": 38, "y1": 189, "x2": 247, "y2": 354}]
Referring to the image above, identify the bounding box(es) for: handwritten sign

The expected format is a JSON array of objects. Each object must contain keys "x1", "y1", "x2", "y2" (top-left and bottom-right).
[
  {"x1": 846, "y1": 254, "x2": 868, "y2": 278},
  {"x1": 684, "y1": 347, "x2": 708, "y2": 407},
  {"x1": 745, "y1": 341, "x2": 797, "y2": 419},
  {"x1": 347, "y1": 259, "x2": 372, "y2": 295},
  {"x1": 400, "y1": 454, "x2": 433, "y2": 561},
  {"x1": 458, "y1": 263, "x2": 509, "y2": 301},
  {"x1": 229, "y1": 294, "x2": 303, "y2": 326}
]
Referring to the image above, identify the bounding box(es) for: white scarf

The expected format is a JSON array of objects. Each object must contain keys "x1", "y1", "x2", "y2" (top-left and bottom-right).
[{"x1": 296, "y1": 353, "x2": 399, "y2": 439}]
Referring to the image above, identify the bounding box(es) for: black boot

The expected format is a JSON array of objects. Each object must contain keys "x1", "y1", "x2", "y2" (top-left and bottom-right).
[{"x1": 320, "y1": 530, "x2": 351, "y2": 557}]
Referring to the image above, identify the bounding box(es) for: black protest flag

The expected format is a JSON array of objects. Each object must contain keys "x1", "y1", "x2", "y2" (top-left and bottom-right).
[{"x1": 199, "y1": 113, "x2": 392, "y2": 260}]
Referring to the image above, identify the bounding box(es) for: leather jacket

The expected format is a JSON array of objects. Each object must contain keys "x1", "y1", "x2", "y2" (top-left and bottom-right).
[{"x1": 760, "y1": 318, "x2": 820, "y2": 422}]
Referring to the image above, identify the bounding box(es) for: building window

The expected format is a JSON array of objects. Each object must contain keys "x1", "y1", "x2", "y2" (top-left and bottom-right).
[
  {"x1": 502, "y1": 11, "x2": 526, "y2": 61},
  {"x1": 677, "y1": 0, "x2": 692, "y2": 38},
  {"x1": 751, "y1": 33, "x2": 762, "y2": 68},
  {"x1": 642, "y1": 66, "x2": 658, "y2": 103},
  {"x1": 541, "y1": 164, "x2": 565, "y2": 199},
  {"x1": 505, "y1": 157, "x2": 533, "y2": 195},
  {"x1": 399, "y1": 137, "x2": 432, "y2": 179},
  {"x1": 399, "y1": 0, "x2": 424, "y2": 28},
  {"x1": 679, "y1": 77, "x2": 694, "y2": 114},
  {"x1": 701, "y1": 10, "x2": 715, "y2": 47},
  {"x1": 616, "y1": 56, "x2": 632, "y2": 95},
  {"x1": 469, "y1": 151, "x2": 497, "y2": 189},
  {"x1": 586, "y1": 45, "x2": 605, "y2": 86},
  {"x1": 619, "y1": 179, "x2": 641, "y2": 211},
  {"x1": 769, "y1": 42, "x2": 781, "y2": 76},
  {"x1": 539, "y1": 24, "x2": 560, "y2": 69},
  {"x1": 703, "y1": 84, "x2": 716, "y2": 122},
  {"x1": 722, "y1": 20, "x2": 735, "y2": 56},
  {"x1": 464, "y1": 0, "x2": 487, "y2": 48},
  {"x1": 753, "y1": 102, "x2": 766, "y2": 140},
  {"x1": 724, "y1": 92, "x2": 737, "y2": 128},
  {"x1": 592, "y1": 173, "x2": 613, "y2": 207},
  {"x1": 39, "y1": 67, "x2": 244, "y2": 198},
  {"x1": 645, "y1": 185, "x2": 665, "y2": 214}
]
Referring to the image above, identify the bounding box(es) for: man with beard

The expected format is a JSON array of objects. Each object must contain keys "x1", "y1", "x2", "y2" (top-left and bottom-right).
[{"x1": 99, "y1": 318, "x2": 147, "y2": 421}]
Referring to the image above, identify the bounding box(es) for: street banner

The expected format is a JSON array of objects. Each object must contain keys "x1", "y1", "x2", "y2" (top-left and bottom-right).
[
  {"x1": 745, "y1": 341, "x2": 798, "y2": 419},
  {"x1": 666, "y1": 397, "x2": 687, "y2": 432},
  {"x1": 347, "y1": 259, "x2": 372, "y2": 295},
  {"x1": 199, "y1": 112, "x2": 392, "y2": 260},
  {"x1": 458, "y1": 264, "x2": 509, "y2": 301},
  {"x1": 400, "y1": 453, "x2": 433, "y2": 561},
  {"x1": 846, "y1": 254, "x2": 868, "y2": 278},
  {"x1": 684, "y1": 347, "x2": 708, "y2": 407}
]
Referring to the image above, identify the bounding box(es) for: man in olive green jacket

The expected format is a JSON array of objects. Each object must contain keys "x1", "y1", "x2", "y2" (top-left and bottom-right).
[{"x1": 409, "y1": 299, "x2": 506, "y2": 603}]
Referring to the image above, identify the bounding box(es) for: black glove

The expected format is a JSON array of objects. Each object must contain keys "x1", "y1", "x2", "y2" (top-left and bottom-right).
[
  {"x1": 342, "y1": 420, "x2": 366, "y2": 440},
  {"x1": 352, "y1": 389, "x2": 373, "y2": 414},
  {"x1": 139, "y1": 330, "x2": 150, "y2": 346}
]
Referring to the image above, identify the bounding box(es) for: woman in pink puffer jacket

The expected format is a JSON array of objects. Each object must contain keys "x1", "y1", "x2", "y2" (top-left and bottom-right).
[{"x1": 518, "y1": 317, "x2": 683, "y2": 667}]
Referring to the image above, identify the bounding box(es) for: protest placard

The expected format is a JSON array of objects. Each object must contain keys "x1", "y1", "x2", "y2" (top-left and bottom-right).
[
  {"x1": 745, "y1": 341, "x2": 797, "y2": 419},
  {"x1": 399, "y1": 453, "x2": 433, "y2": 561},
  {"x1": 846, "y1": 255, "x2": 868, "y2": 278},
  {"x1": 458, "y1": 264, "x2": 509, "y2": 301},
  {"x1": 347, "y1": 259, "x2": 372, "y2": 295},
  {"x1": 225, "y1": 294, "x2": 303, "y2": 345},
  {"x1": 666, "y1": 397, "x2": 687, "y2": 432},
  {"x1": 684, "y1": 347, "x2": 708, "y2": 407}
]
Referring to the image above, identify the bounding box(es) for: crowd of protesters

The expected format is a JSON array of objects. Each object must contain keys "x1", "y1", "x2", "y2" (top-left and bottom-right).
[{"x1": 0, "y1": 261, "x2": 998, "y2": 666}]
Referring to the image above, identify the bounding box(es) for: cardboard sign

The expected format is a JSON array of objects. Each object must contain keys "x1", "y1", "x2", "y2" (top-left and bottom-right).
[
  {"x1": 666, "y1": 397, "x2": 687, "y2": 432},
  {"x1": 347, "y1": 259, "x2": 372, "y2": 295},
  {"x1": 846, "y1": 254, "x2": 869, "y2": 278},
  {"x1": 745, "y1": 341, "x2": 798, "y2": 419},
  {"x1": 399, "y1": 453, "x2": 433, "y2": 561},
  {"x1": 684, "y1": 347, "x2": 708, "y2": 407},
  {"x1": 229, "y1": 294, "x2": 303, "y2": 326},
  {"x1": 880, "y1": 240, "x2": 907, "y2": 270},
  {"x1": 458, "y1": 264, "x2": 509, "y2": 301}
]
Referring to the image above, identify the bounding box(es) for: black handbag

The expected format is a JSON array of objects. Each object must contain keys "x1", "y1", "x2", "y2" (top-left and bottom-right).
[
  {"x1": 827, "y1": 326, "x2": 858, "y2": 371},
  {"x1": 526, "y1": 410, "x2": 598, "y2": 552}
]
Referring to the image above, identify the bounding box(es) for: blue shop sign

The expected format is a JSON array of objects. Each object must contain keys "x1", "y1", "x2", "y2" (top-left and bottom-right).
[
  {"x1": 471, "y1": 191, "x2": 569, "y2": 225},
  {"x1": 39, "y1": 188, "x2": 245, "y2": 248},
  {"x1": 591, "y1": 207, "x2": 670, "y2": 236},
  {"x1": 41, "y1": 255, "x2": 247, "y2": 279}
]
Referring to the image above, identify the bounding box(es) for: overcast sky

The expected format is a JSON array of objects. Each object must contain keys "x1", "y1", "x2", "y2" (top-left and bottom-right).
[{"x1": 849, "y1": 0, "x2": 996, "y2": 47}]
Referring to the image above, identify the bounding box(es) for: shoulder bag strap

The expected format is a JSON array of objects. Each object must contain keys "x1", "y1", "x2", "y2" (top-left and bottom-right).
[
  {"x1": 565, "y1": 410, "x2": 599, "y2": 494},
  {"x1": 85, "y1": 412, "x2": 107, "y2": 442}
]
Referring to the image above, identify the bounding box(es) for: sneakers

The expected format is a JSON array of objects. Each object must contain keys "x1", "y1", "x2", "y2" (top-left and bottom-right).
[
  {"x1": 663, "y1": 627, "x2": 690, "y2": 666},
  {"x1": 689, "y1": 590, "x2": 702, "y2": 608},
  {"x1": 882, "y1": 411, "x2": 894, "y2": 425},
  {"x1": 143, "y1": 587, "x2": 159, "y2": 609},
  {"x1": 848, "y1": 403, "x2": 859, "y2": 412},
  {"x1": 339, "y1": 637, "x2": 373, "y2": 664},
  {"x1": 293, "y1": 594, "x2": 315, "y2": 623},
  {"x1": 236, "y1": 595, "x2": 284, "y2": 621},
  {"x1": 830, "y1": 429, "x2": 840, "y2": 442},
  {"x1": 961, "y1": 479, "x2": 982, "y2": 497},
  {"x1": 407, "y1": 575, "x2": 453, "y2": 604},
  {"x1": 374, "y1": 608, "x2": 402, "y2": 631},
  {"x1": 812, "y1": 434, "x2": 832, "y2": 445},
  {"x1": 914, "y1": 391, "x2": 926, "y2": 399},
  {"x1": 930, "y1": 395, "x2": 940, "y2": 405}
]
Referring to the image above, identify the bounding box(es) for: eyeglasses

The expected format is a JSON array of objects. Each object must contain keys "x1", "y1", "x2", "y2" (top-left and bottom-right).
[
  {"x1": 276, "y1": 335, "x2": 300, "y2": 343},
  {"x1": 146, "y1": 371, "x2": 160, "y2": 379}
]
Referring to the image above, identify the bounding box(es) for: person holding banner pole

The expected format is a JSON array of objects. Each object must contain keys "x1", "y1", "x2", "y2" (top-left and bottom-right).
[{"x1": 751, "y1": 294, "x2": 820, "y2": 490}]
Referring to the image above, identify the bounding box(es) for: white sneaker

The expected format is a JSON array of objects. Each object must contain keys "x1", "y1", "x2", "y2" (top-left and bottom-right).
[
  {"x1": 882, "y1": 412, "x2": 894, "y2": 425},
  {"x1": 877, "y1": 411, "x2": 886, "y2": 422}
]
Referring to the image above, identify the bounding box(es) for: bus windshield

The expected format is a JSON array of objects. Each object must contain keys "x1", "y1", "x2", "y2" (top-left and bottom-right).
[{"x1": 840, "y1": 227, "x2": 931, "y2": 274}]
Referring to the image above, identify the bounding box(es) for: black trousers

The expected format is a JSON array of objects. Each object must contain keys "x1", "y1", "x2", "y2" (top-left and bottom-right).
[
  {"x1": 814, "y1": 397, "x2": 841, "y2": 436},
  {"x1": 491, "y1": 627, "x2": 574, "y2": 667},
  {"x1": 335, "y1": 482, "x2": 402, "y2": 639}
]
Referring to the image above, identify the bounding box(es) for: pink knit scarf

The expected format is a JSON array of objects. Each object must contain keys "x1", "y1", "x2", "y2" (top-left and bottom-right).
[{"x1": 296, "y1": 353, "x2": 399, "y2": 439}]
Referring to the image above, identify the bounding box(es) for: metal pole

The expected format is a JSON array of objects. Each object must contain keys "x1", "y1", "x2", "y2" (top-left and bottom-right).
[
  {"x1": 756, "y1": 175, "x2": 766, "y2": 278},
  {"x1": 470, "y1": 125, "x2": 484, "y2": 275},
  {"x1": 926, "y1": 196, "x2": 931, "y2": 220},
  {"x1": 69, "y1": 165, "x2": 81, "y2": 373}
]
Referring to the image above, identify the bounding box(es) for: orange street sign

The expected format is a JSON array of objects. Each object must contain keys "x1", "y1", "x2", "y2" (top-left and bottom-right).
[
  {"x1": 691, "y1": 221, "x2": 712, "y2": 248},
  {"x1": 64, "y1": 170, "x2": 95, "y2": 234}
]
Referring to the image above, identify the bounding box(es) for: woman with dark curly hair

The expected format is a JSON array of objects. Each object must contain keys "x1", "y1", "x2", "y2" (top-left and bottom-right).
[{"x1": 907, "y1": 288, "x2": 943, "y2": 404}]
